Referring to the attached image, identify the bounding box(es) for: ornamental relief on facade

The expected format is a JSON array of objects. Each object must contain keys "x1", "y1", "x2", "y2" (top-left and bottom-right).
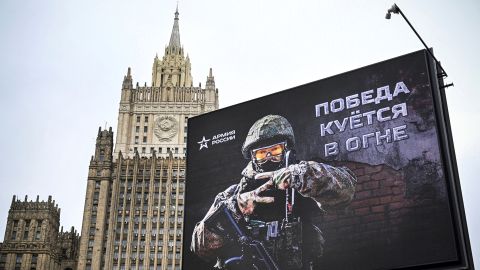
[{"x1": 154, "y1": 115, "x2": 177, "y2": 142}]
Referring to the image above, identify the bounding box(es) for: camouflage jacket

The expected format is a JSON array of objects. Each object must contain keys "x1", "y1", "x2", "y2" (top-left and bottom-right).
[{"x1": 190, "y1": 160, "x2": 356, "y2": 266}]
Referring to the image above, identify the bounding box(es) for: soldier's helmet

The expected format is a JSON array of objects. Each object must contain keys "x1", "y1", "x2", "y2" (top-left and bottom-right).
[{"x1": 242, "y1": 115, "x2": 295, "y2": 159}]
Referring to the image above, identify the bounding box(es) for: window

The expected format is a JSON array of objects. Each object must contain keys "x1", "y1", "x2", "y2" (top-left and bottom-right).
[
  {"x1": 150, "y1": 147, "x2": 154, "y2": 153},
  {"x1": 166, "y1": 147, "x2": 170, "y2": 153},
  {"x1": 144, "y1": 116, "x2": 149, "y2": 122},
  {"x1": 142, "y1": 147, "x2": 146, "y2": 154},
  {"x1": 134, "y1": 147, "x2": 138, "y2": 153},
  {"x1": 158, "y1": 147, "x2": 162, "y2": 153},
  {"x1": 11, "y1": 230, "x2": 16, "y2": 240},
  {"x1": 136, "y1": 116, "x2": 141, "y2": 123},
  {"x1": 144, "y1": 126, "x2": 148, "y2": 133},
  {"x1": 23, "y1": 221, "x2": 29, "y2": 240},
  {"x1": 135, "y1": 136, "x2": 139, "y2": 144},
  {"x1": 35, "y1": 228, "x2": 41, "y2": 240},
  {"x1": 99, "y1": 150, "x2": 105, "y2": 161},
  {"x1": 135, "y1": 126, "x2": 140, "y2": 133},
  {"x1": 16, "y1": 253, "x2": 22, "y2": 263},
  {"x1": 143, "y1": 136, "x2": 147, "y2": 143},
  {"x1": 174, "y1": 148, "x2": 178, "y2": 154}
]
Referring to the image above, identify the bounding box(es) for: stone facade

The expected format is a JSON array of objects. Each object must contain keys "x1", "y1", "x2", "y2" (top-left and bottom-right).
[
  {"x1": 77, "y1": 7, "x2": 218, "y2": 270},
  {"x1": 0, "y1": 196, "x2": 79, "y2": 270}
]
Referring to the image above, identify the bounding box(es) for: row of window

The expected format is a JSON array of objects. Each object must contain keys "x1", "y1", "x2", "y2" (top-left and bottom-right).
[
  {"x1": 135, "y1": 115, "x2": 189, "y2": 125},
  {"x1": 133, "y1": 147, "x2": 186, "y2": 154},
  {"x1": 117, "y1": 188, "x2": 185, "y2": 198},
  {"x1": 113, "y1": 241, "x2": 183, "y2": 252},
  {"x1": 11, "y1": 219, "x2": 42, "y2": 241},
  {"x1": 136, "y1": 116, "x2": 149, "y2": 123},
  {"x1": 3, "y1": 253, "x2": 38, "y2": 267},
  {"x1": 117, "y1": 207, "x2": 183, "y2": 217},
  {"x1": 136, "y1": 126, "x2": 149, "y2": 133},
  {"x1": 116, "y1": 213, "x2": 182, "y2": 222},
  {"x1": 113, "y1": 238, "x2": 182, "y2": 249},
  {"x1": 118, "y1": 192, "x2": 184, "y2": 200},
  {"x1": 117, "y1": 228, "x2": 181, "y2": 235},
  {"x1": 120, "y1": 169, "x2": 186, "y2": 177},
  {"x1": 113, "y1": 251, "x2": 182, "y2": 259},
  {"x1": 113, "y1": 234, "x2": 182, "y2": 244},
  {"x1": 119, "y1": 181, "x2": 185, "y2": 189},
  {"x1": 112, "y1": 264, "x2": 181, "y2": 270},
  {"x1": 134, "y1": 135, "x2": 148, "y2": 144}
]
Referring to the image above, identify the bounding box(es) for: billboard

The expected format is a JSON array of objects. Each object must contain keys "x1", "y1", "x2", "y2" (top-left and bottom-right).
[{"x1": 183, "y1": 50, "x2": 473, "y2": 269}]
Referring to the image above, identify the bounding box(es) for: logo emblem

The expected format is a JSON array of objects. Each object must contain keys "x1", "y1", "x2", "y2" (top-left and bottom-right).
[
  {"x1": 198, "y1": 136, "x2": 210, "y2": 150},
  {"x1": 154, "y1": 115, "x2": 177, "y2": 142}
]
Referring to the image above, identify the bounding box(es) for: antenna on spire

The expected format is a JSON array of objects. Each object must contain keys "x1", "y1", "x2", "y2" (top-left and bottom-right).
[
  {"x1": 175, "y1": 1, "x2": 179, "y2": 19},
  {"x1": 104, "y1": 121, "x2": 107, "y2": 130}
]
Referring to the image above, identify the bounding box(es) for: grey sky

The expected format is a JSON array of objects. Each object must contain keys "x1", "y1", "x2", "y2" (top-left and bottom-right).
[{"x1": 1, "y1": 0, "x2": 478, "y2": 265}]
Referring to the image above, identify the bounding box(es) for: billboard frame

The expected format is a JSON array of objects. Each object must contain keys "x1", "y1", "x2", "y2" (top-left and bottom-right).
[
  {"x1": 182, "y1": 49, "x2": 474, "y2": 270},
  {"x1": 426, "y1": 51, "x2": 474, "y2": 269}
]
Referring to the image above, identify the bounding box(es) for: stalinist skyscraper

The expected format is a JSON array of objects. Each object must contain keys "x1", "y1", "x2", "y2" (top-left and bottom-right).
[{"x1": 77, "y1": 7, "x2": 219, "y2": 270}]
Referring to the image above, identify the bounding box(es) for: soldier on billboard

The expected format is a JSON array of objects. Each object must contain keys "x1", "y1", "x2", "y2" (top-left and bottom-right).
[{"x1": 191, "y1": 115, "x2": 356, "y2": 270}]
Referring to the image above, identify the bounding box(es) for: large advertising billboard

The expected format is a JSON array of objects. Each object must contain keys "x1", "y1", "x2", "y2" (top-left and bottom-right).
[{"x1": 183, "y1": 50, "x2": 473, "y2": 269}]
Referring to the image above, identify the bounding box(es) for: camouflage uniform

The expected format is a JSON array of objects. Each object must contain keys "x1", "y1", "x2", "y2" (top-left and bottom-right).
[{"x1": 191, "y1": 115, "x2": 356, "y2": 269}]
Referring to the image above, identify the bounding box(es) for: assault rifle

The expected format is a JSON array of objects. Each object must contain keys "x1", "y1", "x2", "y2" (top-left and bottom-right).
[{"x1": 204, "y1": 205, "x2": 280, "y2": 270}]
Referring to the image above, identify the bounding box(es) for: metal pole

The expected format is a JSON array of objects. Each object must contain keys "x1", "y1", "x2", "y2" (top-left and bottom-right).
[{"x1": 387, "y1": 4, "x2": 449, "y2": 79}]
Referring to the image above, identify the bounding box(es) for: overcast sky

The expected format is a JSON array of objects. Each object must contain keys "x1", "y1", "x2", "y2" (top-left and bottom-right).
[{"x1": 0, "y1": 0, "x2": 478, "y2": 265}]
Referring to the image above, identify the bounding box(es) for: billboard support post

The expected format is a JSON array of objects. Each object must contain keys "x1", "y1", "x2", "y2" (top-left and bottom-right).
[{"x1": 386, "y1": 3, "x2": 452, "y2": 85}]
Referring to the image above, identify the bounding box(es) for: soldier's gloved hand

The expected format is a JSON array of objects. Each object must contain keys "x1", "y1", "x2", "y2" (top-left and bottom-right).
[
  {"x1": 237, "y1": 179, "x2": 275, "y2": 215},
  {"x1": 256, "y1": 165, "x2": 305, "y2": 190}
]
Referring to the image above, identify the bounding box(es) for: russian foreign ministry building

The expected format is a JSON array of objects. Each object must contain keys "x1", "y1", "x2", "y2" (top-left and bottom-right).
[{"x1": 77, "y1": 7, "x2": 219, "y2": 270}]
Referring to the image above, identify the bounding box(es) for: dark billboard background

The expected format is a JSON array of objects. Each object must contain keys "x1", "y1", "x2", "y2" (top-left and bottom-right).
[{"x1": 183, "y1": 50, "x2": 468, "y2": 269}]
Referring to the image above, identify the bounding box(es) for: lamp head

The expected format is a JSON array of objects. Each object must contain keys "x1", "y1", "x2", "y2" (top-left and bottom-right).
[{"x1": 385, "y1": 4, "x2": 399, "y2": 20}]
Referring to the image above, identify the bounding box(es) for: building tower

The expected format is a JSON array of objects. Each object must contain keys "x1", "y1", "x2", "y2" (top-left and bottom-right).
[
  {"x1": 0, "y1": 195, "x2": 80, "y2": 270},
  {"x1": 114, "y1": 5, "x2": 218, "y2": 160},
  {"x1": 77, "y1": 7, "x2": 219, "y2": 270},
  {"x1": 77, "y1": 128, "x2": 114, "y2": 270}
]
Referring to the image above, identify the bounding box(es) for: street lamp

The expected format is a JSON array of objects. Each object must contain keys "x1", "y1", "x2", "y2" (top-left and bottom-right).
[{"x1": 386, "y1": 3, "x2": 452, "y2": 88}]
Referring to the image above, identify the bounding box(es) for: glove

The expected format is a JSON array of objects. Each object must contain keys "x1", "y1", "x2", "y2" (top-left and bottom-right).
[
  {"x1": 237, "y1": 179, "x2": 274, "y2": 215},
  {"x1": 256, "y1": 164, "x2": 305, "y2": 190}
]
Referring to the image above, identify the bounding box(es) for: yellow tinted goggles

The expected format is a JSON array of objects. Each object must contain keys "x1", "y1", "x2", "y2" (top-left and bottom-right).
[{"x1": 252, "y1": 143, "x2": 286, "y2": 162}]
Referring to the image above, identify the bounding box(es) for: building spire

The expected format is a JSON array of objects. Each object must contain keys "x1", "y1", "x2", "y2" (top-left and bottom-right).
[{"x1": 168, "y1": 5, "x2": 181, "y2": 49}]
